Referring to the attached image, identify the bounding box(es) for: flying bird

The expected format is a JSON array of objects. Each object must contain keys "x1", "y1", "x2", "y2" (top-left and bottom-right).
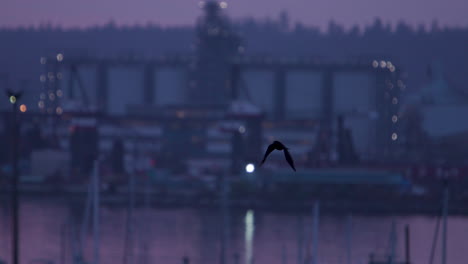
[{"x1": 261, "y1": 140, "x2": 296, "y2": 172}]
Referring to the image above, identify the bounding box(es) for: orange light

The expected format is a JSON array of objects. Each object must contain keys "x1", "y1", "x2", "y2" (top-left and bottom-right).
[{"x1": 19, "y1": 104, "x2": 27, "y2": 112}]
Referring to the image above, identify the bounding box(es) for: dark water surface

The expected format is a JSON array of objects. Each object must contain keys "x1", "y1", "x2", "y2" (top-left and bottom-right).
[{"x1": 1, "y1": 199, "x2": 467, "y2": 264}]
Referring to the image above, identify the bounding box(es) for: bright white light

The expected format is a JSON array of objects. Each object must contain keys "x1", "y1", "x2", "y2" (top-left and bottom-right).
[
  {"x1": 245, "y1": 163, "x2": 255, "y2": 173},
  {"x1": 238, "y1": 125, "x2": 246, "y2": 134},
  {"x1": 220, "y1": 1, "x2": 228, "y2": 8},
  {"x1": 57, "y1": 53, "x2": 64, "y2": 62},
  {"x1": 391, "y1": 133, "x2": 398, "y2": 141},
  {"x1": 380, "y1": 60, "x2": 387, "y2": 68},
  {"x1": 372, "y1": 60, "x2": 378, "y2": 68}
]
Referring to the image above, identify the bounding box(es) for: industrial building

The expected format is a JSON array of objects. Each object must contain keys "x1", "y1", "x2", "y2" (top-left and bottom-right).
[{"x1": 3, "y1": 1, "x2": 403, "y2": 178}]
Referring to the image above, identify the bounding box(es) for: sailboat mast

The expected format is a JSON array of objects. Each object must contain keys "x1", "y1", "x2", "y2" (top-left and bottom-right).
[
  {"x1": 311, "y1": 201, "x2": 320, "y2": 264},
  {"x1": 441, "y1": 178, "x2": 449, "y2": 264},
  {"x1": 92, "y1": 160, "x2": 100, "y2": 264}
]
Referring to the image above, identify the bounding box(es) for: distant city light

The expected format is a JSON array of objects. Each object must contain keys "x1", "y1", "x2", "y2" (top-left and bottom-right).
[
  {"x1": 9, "y1": 96, "x2": 16, "y2": 104},
  {"x1": 392, "y1": 97, "x2": 398, "y2": 104},
  {"x1": 40, "y1": 93, "x2": 46, "y2": 100},
  {"x1": 19, "y1": 104, "x2": 27, "y2": 113},
  {"x1": 57, "y1": 72, "x2": 63, "y2": 79},
  {"x1": 389, "y1": 65, "x2": 396, "y2": 72},
  {"x1": 198, "y1": 1, "x2": 205, "y2": 8},
  {"x1": 38, "y1": 101, "x2": 44, "y2": 108},
  {"x1": 40, "y1": 57, "x2": 47, "y2": 64},
  {"x1": 220, "y1": 1, "x2": 228, "y2": 8},
  {"x1": 49, "y1": 93, "x2": 55, "y2": 101},
  {"x1": 391, "y1": 133, "x2": 398, "y2": 141},
  {"x1": 392, "y1": 115, "x2": 398, "y2": 123},
  {"x1": 372, "y1": 60, "x2": 378, "y2": 68},
  {"x1": 56, "y1": 107, "x2": 63, "y2": 115},
  {"x1": 380, "y1": 61, "x2": 387, "y2": 68},
  {"x1": 57, "y1": 89, "x2": 63, "y2": 97},
  {"x1": 40, "y1": 75, "x2": 46, "y2": 82},
  {"x1": 239, "y1": 125, "x2": 246, "y2": 134},
  {"x1": 176, "y1": 111, "x2": 185, "y2": 118},
  {"x1": 245, "y1": 163, "x2": 255, "y2": 173},
  {"x1": 57, "y1": 53, "x2": 64, "y2": 62}
]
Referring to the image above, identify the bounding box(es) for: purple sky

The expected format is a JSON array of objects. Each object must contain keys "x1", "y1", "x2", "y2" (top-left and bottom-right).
[{"x1": 2, "y1": 0, "x2": 468, "y2": 30}]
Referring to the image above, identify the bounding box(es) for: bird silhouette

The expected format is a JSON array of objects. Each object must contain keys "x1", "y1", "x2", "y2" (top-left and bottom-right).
[{"x1": 261, "y1": 140, "x2": 296, "y2": 172}]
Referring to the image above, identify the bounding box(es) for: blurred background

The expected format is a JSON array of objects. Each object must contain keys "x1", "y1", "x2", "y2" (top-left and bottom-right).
[{"x1": 1, "y1": 1, "x2": 468, "y2": 264}]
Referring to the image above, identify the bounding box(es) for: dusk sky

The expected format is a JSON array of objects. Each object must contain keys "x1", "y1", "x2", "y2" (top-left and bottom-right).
[{"x1": 2, "y1": 0, "x2": 468, "y2": 30}]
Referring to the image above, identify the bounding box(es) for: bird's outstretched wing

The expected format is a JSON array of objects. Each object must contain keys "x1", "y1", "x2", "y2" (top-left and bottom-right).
[
  {"x1": 283, "y1": 148, "x2": 296, "y2": 172},
  {"x1": 261, "y1": 144, "x2": 276, "y2": 165}
]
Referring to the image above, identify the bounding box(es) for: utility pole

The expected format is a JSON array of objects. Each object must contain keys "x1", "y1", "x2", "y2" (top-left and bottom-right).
[
  {"x1": 404, "y1": 225, "x2": 411, "y2": 264},
  {"x1": 7, "y1": 89, "x2": 22, "y2": 264}
]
